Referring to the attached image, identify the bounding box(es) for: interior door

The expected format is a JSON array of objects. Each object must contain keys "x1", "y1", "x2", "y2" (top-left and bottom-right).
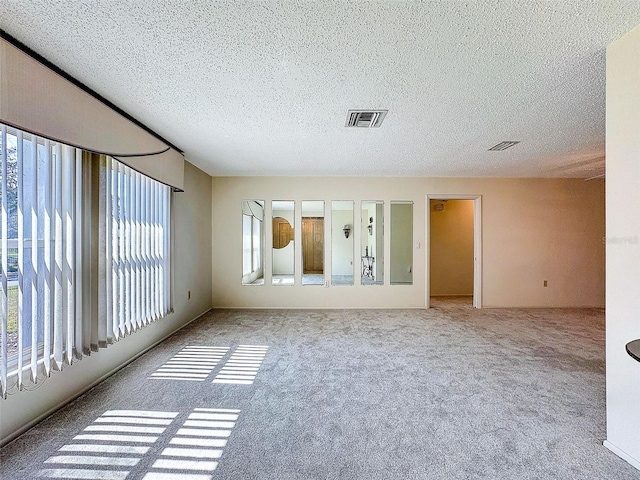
[
  {"x1": 302, "y1": 218, "x2": 324, "y2": 273},
  {"x1": 273, "y1": 217, "x2": 293, "y2": 249}
]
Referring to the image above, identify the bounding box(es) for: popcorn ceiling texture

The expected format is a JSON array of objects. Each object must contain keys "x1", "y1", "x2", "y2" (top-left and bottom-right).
[{"x1": 2, "y1": 1, "x2": 640, "y2": 177}]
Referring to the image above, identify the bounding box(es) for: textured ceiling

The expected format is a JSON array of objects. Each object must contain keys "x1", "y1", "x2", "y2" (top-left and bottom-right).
[{"x1": 2, "y1": 1, "x2": 640, "y2": 178}]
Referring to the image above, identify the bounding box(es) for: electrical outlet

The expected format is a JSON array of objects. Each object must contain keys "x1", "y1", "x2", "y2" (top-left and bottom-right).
[
  {"x1": 324, "y1": 281, "x2": 329, "y2": 288},
  {"x1": 543, "y1": 281, "x2": 547, "y2": 287}
]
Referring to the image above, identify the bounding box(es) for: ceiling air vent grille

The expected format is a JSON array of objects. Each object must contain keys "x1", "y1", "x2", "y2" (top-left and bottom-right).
[
  {"x1": 488, "y1": 141, "x2": 520, "y2": 151},
  {"x1": 346, "y1": 110, "x2": 388, "y2": 128}
]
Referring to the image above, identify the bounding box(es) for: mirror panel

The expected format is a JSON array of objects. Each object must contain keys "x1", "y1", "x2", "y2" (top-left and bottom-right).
[
  {"x1": 301, "y1": 201, "x2": 325, "y2": 286},
  {"x1": 272, "y1": 201, "x2": 295, "y2": 285},
  {"x1": 390, "y1": 201, "x2": 413, "y2": 285},
  {"x1": 241, "y1": 200, "x2": 265, "y2": 285},
  {"x1": 331, "y1": 201, "x2": 354, "y2": 286},
  {"x1": 361, "y1": 201, "x2": 384, "y2": 285}
]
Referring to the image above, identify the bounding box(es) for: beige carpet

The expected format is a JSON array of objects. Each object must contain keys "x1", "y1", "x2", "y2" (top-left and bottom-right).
[{"x1": 2, "y1": 299, "x2": 638, "y2": 479}]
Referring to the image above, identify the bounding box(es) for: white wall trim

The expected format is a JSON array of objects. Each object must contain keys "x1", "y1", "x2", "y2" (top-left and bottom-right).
[{"x1": 604, "y1": 440, "x2": 640, "y2": 472}]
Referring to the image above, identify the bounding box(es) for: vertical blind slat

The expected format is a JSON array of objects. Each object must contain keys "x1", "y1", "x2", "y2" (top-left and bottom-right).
[
  {"x1": 124, "y1": 165, "x2": 131, "y2": 334},
  {"x1": 149, "y1": 180, "x2": 156, "y2": 320},
  {"x1": 29, "y1": 134, "x2": 39, "y2": 382},
  {"x1": 98, "y1": 156, "x2": 107, "y2": 345},
  {"x1": 16, "y1": 130, "x2": 24, "y2": 389},
  {"x1": 62, "y1": 145, "x2": 74, "y2": 366},
  {"x1": 152, "y1": 181, "x2": 159, "y2": 320},
  {"x1": 43, "y1": 139, "x2": 52, "y2": 376},
  {"x1": 103, "y1": 156, "x2": 111, "y2": 342},
  {"x1": 74, "y1": 150, "x2": 83, "y2": 358},
  {"x1": 132, "y1": 171, "x2": 139, "y2": 328},
  {"x1": 1, "y1": 125, "x2": 8, "y2": 398},
  {"x1": 145, "y1": 177, "x2": 152, "y2": 321},
  {"x1": 136, "y1": 174, "x2": 142, "y2": 326},
  {"x1": 109, "y1": 160, "x2": 119, "y2": 337},
  {"x1": 163, "y1": 185, "x2": 170, "y2": 314},
  {"x1": 109, "y1": 157, "x2": 118, "y2": 341},
  {"x1": 156, "y1": 182, "x2": 162, "y2": 318},
  {"x1": 141, "y1": 177, "x2": 147, "y2": 323},
  {"x1": 52, "y1": 142, "x2": 63, "y2": 370},
  {"x1": 118, "y1": 162, "x2": 125, "y2": 337}
]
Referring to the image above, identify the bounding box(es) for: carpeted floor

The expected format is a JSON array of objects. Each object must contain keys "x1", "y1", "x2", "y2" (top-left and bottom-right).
[{"x1": 2, "y1": 298, "x2": 639, "y2": 479}]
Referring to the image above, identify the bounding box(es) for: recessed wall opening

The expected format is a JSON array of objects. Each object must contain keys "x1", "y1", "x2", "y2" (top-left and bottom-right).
[{"x1": 426, "y1": 195, "x2": 482, "y2": 308}]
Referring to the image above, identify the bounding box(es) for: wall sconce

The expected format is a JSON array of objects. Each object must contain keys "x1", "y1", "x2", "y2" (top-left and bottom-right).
[
  {"x1": 368, "y1": 216, "x2": 373, "y2": 235},
  {"x1": 343, "y1": 224, "x2": 351, "y2": 238}
]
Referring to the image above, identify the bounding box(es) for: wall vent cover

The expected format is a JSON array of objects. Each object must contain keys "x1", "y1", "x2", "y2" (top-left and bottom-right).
[
  {"x1": 346, "y1": 110, "x2": 388, "y2": 128},
  {"x1": 488, "y1": 141, "x2": 520, "y2": 151}
]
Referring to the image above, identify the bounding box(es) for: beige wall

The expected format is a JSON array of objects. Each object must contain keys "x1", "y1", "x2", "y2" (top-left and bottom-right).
[
  {"x1": 211, "y1": 176, "x2": 604, "y2": 308},
  {"x1": 0, "y1": 161, "x2": 213, "y2": 446},
  {"x1": 604, "y1": 24, "x2": 640, "y2": 470},
  {"x1": 331, "y1": 205, "x2": 354, "y2": 276},
  {"x1": 430, "y1": 199, "x2": 474, "y2": 295}
]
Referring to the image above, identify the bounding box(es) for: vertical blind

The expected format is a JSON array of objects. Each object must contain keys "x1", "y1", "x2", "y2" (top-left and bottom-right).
[
  {"x1": 97, "y1": 155, "x2": 171, "y2": 347},
  {"x1": 0, "y1": 124, "x2": 82, "y2": 396},
  {"x1": 0, "y1": 123, "x2": 172, "y2": 397}
]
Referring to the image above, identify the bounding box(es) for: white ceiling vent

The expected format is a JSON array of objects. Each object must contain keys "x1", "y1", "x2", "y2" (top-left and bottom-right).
[
  {"x1": 488, "y1": 141, "x2": 520, "y2": 151},
  {"x1": 346, "y1": 110, "x2": 388, "y2": 128}
]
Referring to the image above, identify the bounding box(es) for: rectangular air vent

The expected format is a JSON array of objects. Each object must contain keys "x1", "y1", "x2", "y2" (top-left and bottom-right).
[
  {"x1": 346, "y1": 110, "x2": 388, "y2": 128},
  {"x1": 488, "y1": 141, "x2": 520, "y2": 151}
]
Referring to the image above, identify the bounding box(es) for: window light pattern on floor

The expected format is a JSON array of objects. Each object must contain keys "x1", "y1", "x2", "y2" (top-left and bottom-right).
[
  {"x1": 213, "y1": 345, "x2": 269, "y2": 385},
  {"x1": 150, "y1": 346, "x2": 229, "y2": 381},
  {"x1": 37, "y1": 408, "x2": 239, "y2": 480},
  {"x1": 143, "y1": 408, "x2": 240, "y2": 480},
  {"x1": 39, "y1": 410, "x2": 179, "y2": 479}
]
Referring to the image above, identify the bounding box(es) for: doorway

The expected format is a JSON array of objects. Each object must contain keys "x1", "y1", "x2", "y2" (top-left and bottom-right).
[
  {"x1": 426, "y1": 195, "x2": 482, "y2": 308},
  {"x1": 302, "y1": 217, "x2": 324, "y2": 274}
]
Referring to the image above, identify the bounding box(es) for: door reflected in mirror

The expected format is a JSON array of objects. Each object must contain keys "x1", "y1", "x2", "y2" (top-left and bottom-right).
[
  {"x1": 241, "y1": 200, "x2": 265, "y2": 285},
  {"x1": 361, "y1": 201, "x2": 384, "y2": 285},
  {"x1": 272, "y1": 201, "x2": 295, "y2": 285},
  {"x1": 390, "y1": 201, "x2": 413, "y2": 285},
  {"x1": 331, "y1": 201, "x2": 354, "y2": 286},
  {"x1": 302, "y1": 201, "x2": 325, "y2": 286}
]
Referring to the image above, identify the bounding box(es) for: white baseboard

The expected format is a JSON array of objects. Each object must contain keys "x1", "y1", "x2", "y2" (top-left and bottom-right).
[{"x1": 604, "y1": 440, "x2": 640, "y2": 471}]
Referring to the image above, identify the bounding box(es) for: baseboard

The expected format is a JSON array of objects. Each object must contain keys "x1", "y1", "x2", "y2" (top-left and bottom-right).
[
  {"x1": 1, "y1": 307, "x2": 212, "y2": 448},
  {"x1": 604, "y1": 440, "x2": 640, "y2": 471}
]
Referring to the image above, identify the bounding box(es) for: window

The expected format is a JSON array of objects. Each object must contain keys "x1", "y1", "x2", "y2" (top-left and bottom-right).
[{"x1": 0, "y1": 124, "x2": 172, "y2": 397}]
